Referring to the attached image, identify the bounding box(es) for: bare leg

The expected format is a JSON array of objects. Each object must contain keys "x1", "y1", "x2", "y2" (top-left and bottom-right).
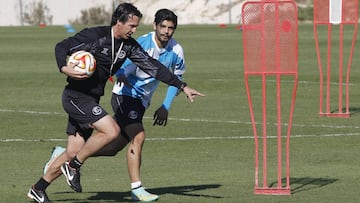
[
  {"x1": 75, "y1": 115, "x2": 120, "y2": 163},
  {"x1": 43, "y1": 134, "x2": 85, "y2": 183},
  {"x1": 126, "y1": 131, "x2": 158, "y2": 201},
  {"x1": 127, "y1": 131, "x2": 145, "y2": 183}
]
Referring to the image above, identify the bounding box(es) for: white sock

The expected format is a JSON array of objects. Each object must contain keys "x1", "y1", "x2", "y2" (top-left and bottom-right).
[{"x1": 131, "y1": 181, "x2": 142, "y2": 190}]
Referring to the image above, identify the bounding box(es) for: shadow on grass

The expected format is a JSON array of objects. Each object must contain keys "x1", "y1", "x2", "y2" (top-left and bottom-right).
[
  {"x1": 268, "y1": 176, "x2": 338, "y2": 194},
  {"x1": 348, "y1": 107, "x2": 360, "y2": 115},
  {"x1": 290, "y1": 177, "x2": 338, "y2": 194},
  {"x1": 55, "y1": 184, "x2": 222, "y2": 202},
  {"x1": 328, "y1": 107, "x2": 360, "y2": 116}
]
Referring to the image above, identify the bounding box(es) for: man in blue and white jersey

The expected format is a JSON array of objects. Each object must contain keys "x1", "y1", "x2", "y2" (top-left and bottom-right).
[{"x1": 113, "y1": 12, "x2": 185, "y2": 115}]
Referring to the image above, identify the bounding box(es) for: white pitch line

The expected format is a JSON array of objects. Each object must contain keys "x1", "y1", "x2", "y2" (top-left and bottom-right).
[
  {"x1": 1, "y1": 132, "x2": 360, "y2": 143},
  {"x1": 210, "y1": 79, "x2": 357, "y2": 86},
  {"x1": 166, "y1": 117, "x2": 360, "y2": 129},
  {"x1": 1, "y1": 108, "x2": 360, "y2": 129},
  {"x1": 260, "y1": 79, "x2": 356, "y2": 86},
  {"x1": 0, "y1": 109, "x2": 63, "y2": 115}
]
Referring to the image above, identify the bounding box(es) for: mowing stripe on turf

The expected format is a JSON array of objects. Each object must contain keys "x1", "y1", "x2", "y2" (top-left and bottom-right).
[
  {"x1": 210, "y1": 78, "x2": 356, "y2": 86},
  {"x1": 1, "y1": 132, "x2": 360, "y2": 142},
  {"x1": 1, "y1": 108, "x2": 360, "y2": 129}
]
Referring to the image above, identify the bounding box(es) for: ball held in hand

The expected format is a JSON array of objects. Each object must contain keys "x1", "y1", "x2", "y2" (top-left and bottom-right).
[{"x1": 67, "y1": 50, "x2": 96, "y2": 77}]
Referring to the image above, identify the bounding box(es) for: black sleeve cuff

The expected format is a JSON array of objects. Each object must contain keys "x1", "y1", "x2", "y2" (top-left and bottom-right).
[{"x1": 180, "y1": 82, "x2": 187, "y2": 91}]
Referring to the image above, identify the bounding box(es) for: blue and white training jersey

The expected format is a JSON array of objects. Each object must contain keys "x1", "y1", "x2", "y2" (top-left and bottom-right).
[{"x1": 112, "y1": 31, "x2": 185, "y2": 109}]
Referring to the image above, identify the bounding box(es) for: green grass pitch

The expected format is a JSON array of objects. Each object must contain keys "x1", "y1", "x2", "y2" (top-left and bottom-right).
[{"x1": 0, "y1": 23, "x2": 360, "y2": 202}]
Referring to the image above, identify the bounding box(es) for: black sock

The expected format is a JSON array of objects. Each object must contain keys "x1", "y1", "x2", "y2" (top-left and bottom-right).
[
  {"x1": 33, "y1": 177, "x2": 50, "y2": 191},
  {"x1": 69, "y1": 156, "x2": 83, "y2": 169}
]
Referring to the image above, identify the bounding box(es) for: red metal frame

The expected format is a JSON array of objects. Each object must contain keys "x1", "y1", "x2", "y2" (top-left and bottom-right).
[
  {"x1": 313, "y1": 0, "x2": 358, "y2": 117},
  {"x1": 241, "y1": 0, "x2": 298, "y2": 195}
]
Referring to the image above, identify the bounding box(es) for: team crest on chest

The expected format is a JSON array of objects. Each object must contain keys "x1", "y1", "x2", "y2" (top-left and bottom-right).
[{"x1": 118, "y1": 50, "x2": 126, "y2": 59}]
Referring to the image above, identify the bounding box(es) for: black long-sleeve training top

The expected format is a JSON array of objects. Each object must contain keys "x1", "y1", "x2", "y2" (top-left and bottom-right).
[{"x1": 55, "y1": 26, "x2": 184, "y2": 96}]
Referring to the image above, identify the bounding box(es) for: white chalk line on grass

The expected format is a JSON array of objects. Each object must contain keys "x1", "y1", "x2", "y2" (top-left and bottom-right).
[
  {"x1": 1, "y1": 108, "x2": 360, "y2": 130},
  {"x1": 1, "y1": 132, "x2": 360, "y2": 143},
  {"x1": 210, "y1": 78, "x2": 357, "y2": 86},
  {"x1": 0, "y1": 109, "x2": 63, "y2": 115}
]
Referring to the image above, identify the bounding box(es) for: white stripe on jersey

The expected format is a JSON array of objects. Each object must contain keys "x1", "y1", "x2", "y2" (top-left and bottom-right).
[{"x1": 112, "y1": 32, "x2": 185, "y2": 108}]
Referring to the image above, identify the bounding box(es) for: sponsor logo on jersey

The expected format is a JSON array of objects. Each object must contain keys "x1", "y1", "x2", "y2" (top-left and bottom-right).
[
  {"x1": 92, "y1": 106, "x2": 103, "y2": 116},
  {"x1": 101, "y1": 48, "x2": 109, "y2": 56}
]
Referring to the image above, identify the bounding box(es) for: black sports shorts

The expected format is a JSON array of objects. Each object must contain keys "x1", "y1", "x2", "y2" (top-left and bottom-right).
[
  {"x1": 62, "y1": 87, "x2": 108, "y2": 140},
  {"x1": 111, "y1": 94, "x2": 145, "y2": 139}
]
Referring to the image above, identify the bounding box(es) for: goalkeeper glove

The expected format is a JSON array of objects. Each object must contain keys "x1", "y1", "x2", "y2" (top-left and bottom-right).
[
  {"x1": 116, "y1": 75, "x2": 131, "y2": 87},
  {"x1": 153, "y1": 105, "x2": 168, "y2": 126}
]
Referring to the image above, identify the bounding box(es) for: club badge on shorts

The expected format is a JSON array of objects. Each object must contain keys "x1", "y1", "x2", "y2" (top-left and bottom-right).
[
  {"x1": 128, "y1": 110, "x2": 138, "y2": 119},
  {"x1": 92, "y1": 106, "x2": 103, "y2": 116}
]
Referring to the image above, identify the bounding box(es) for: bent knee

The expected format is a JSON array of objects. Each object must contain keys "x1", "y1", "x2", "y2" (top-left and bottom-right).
[
  {"x1": 65, "y1": 148, "x2": 79, "y2": 158},
  {"x1": 108, "y1": 120, "x2": 120, "y2": 140},
  {"x1": 96, "y1": 116, "x2": 120, "y2": 139},
  {"x1": 105, "y1": 126, "x2": 120, "y2": 143}
]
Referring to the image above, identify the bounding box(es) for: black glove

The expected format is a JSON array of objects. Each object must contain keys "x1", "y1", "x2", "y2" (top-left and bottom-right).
[
  {"x1": 116, "y1": 75, "x2": 131, "y2": 87},
  {"x1": 153, "y1": 105, "x2": 168, "y2": 126}
]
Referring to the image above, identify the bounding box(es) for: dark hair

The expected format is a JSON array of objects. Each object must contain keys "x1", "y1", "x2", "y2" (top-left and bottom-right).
[
  {"x1": 154, "y1": 9, "x2": 178, "y2": 29},
  {"x1": 111, "y1": 3, "x2": 143, "y2": 26}
]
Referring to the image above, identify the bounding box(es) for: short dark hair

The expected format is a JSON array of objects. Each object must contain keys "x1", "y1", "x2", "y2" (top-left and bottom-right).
[
  {"x1": 111, "y1": 3, "x2": 143, "y2": 26},
  {"x1": 154, "y1": 9, "x2": 178, "y2": 29}
]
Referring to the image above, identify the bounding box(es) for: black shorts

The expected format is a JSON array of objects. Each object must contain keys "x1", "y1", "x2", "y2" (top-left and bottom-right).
[
  {"x1": 111, "y1": 94, "x2": 145, "y2": 139},
  {"x1": 62, "y1": 87, "x2": 108, "y2": 139}
]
